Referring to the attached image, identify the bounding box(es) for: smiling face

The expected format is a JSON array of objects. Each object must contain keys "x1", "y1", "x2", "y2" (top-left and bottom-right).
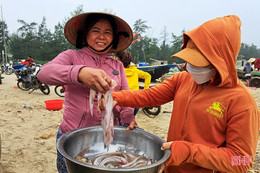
[{"x1": 86, "y1": 19, "x2": 114, "y2": 54}]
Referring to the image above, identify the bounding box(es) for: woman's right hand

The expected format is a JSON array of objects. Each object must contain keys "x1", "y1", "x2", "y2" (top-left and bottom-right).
[{"x1": 78, "y1": 67, "x2": 112, "y2": 93}]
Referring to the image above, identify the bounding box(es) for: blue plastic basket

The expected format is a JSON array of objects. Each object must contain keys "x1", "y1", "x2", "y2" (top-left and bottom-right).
[{"x1": 13, "y1": 64, "x2": 25, "y2": 70}]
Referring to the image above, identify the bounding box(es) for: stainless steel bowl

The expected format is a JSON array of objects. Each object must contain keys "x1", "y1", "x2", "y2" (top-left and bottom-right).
[{"x1": 57, "y1": 126, "x2": 171, "y2": 173}]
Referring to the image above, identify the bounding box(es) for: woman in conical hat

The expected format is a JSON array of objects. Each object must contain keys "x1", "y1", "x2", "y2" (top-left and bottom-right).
[{"x1": 37, "y1": 12, "x2": 136, "y2": 173}]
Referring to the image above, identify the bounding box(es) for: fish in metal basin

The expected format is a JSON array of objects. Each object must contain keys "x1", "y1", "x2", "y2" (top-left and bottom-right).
[{"x1": 75, "y1": 152, "x2": 152, "y2": 168}]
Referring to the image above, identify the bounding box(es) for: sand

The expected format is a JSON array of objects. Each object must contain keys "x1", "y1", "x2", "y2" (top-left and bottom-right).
[{"x1": 0, "y1": 74, "x2": 259, "y2": 173}]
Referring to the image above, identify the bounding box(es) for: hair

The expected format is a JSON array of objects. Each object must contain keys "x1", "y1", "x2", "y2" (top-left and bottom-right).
[
  {"x1": 116, "y1": 50, "x2": 132, "y2": 68},
  {"x1": 76, "y1": 13, "x2": 118, "y2": 49}
]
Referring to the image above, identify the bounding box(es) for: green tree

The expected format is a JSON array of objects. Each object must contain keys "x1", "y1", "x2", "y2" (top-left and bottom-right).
[
  {"x1": 16, "y1": 19, "x2": 38, "y2": 58},
  {"x1": 159, "y1": 26, "x2": 170, "y2": 61},
  {"x1": 239, "y1": 43, "x2": 260, "y2": 60},
  {"x1": 129, "y1": 19, "x2": 150, "y2": 63},
  {"x1": 8, "y1": 33, "x2": 25, "y2": 61},
  {"x1": 37, "y1": 17, "x2": 54, "y2": 60},
  {"x1": 143, "y1": 37, "x2": 160, "y2": 63},
  {"x1": 169, "y1": 31, "x2": 184, "y2": 64}
]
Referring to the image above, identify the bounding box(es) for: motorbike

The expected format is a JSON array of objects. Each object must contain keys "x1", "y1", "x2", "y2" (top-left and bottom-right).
[
  {"x1": 54, "y1": 85, "x2": 65, "y2": 97},
  {"x1": 16, "y1": 64, "x2": 50, "y2": 95},
  {"x1": 139, "y1": 85, "x2": 161, "y2": 118},
  {"x1": 1, "y1": 63, "x2": 14, "y2": 75},
  {"x1": 0, "y1": 70, "x2": 3, "y2": 84}
]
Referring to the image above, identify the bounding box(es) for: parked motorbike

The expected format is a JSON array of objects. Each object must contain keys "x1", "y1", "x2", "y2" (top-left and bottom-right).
[
  {"x1": 0, "y1": 70, "x2": 3, "y2": 84},
  {"x1": 16, "y1": 65, "x2": 50, "y2": 95},
  {"x1": 1, "y1": 63, "x2": 14, "y2": 75},
  {"x1": 139, "y1": 85, "x2": 161, "y2": 118},
  {"x1": 54, "y1": 85, "x2": 65, "y2": 97},
  {"x1": 142, "y1": 106, "x2": 161, "y2": 118}
]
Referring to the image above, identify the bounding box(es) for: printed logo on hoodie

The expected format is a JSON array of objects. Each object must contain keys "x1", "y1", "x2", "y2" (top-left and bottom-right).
[{"x1": 206, "y1": 101, "x2": 226, "y2": 118}]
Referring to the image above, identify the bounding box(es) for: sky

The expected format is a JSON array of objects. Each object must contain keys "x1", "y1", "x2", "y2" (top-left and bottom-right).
[{"x1": 1, "y1": 0, "x2": 260, "y2": 48}]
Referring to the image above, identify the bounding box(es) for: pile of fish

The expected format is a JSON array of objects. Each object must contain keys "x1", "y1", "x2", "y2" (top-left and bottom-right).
[
  {"x1": 76, "y1": 152, "x2": 152, "y2": 168},
  {"x1": 89, "y1": 80, "x2": 116, "y2": 149}
]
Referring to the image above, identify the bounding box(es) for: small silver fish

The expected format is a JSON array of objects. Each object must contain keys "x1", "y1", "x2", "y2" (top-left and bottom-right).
[
  {"x1": 77, "y1": 152, "x2": 151, "y2": 168},
  {"x1": 98, "y1": 155, "x2": 127, "y2": 167}
]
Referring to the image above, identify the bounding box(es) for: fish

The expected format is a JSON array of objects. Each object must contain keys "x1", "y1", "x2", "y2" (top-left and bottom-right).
[
  {"x1": 101, "y1": 90, "x2": 114, "y2": 149},
  {"x1": 98, "y1": 155, "x2": 128, "y2": 167},
  {"x1": 89, "y1": 79, "x2": 117, "y2": 149},
  {"x1": 76, "y1": 151, "x2": 152, "y2": 168},
  {"x1": 89, "y1": 89, "x2": 96, "y2": 116},
  {"x1": 75, "y1": 155, "x2": 92, "y2": 165}
]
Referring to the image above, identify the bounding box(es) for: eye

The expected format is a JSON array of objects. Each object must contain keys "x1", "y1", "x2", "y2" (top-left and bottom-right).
[
  {"x1": 105, "y1": 31, "x2": 112, "y2": 35},
  {"x1": 92, "y1": 29, "x2": 99, "y2": 33}
]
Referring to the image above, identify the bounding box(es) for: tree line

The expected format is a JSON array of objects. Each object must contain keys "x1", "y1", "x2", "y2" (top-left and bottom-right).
[{"x1": 1, "y1": 5, "x2": 260, "y2": 65}]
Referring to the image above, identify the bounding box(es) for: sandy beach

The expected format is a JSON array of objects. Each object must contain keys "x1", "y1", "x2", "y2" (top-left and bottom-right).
[{"x1": 0, "y1": 73, "x2": 259, "y2": 173}]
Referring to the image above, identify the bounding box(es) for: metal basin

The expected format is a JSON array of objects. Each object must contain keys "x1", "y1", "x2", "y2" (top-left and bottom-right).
[{"x1": 57, "y1": 126, "x2": 171, "y2": 173}]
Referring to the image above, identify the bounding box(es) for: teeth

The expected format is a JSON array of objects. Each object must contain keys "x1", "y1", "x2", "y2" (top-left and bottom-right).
[{"x1": 97, "y1": 42, "x2": 105, "y2": 45}]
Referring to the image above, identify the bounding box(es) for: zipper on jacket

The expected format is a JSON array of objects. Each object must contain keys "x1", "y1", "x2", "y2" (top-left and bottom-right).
[
  {"x1": 98, "y1": 55, "x2": 102, "y2": 68},
  {"x1": 181, "y1": 85, "x2": 206, "y2": 136},
  {"x1": 77, "y1": 111, "x2": 86, "y2": 128}
]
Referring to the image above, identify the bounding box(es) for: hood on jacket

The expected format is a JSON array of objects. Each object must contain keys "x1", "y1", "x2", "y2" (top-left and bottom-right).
[{"x1": 183, "y1": 15, "x2": 241, "y2": 87}]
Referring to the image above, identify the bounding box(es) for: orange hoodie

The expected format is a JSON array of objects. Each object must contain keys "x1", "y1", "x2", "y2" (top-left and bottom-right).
[{"x1": 112, "y1": 15, "x2": 260, "y2": 172}]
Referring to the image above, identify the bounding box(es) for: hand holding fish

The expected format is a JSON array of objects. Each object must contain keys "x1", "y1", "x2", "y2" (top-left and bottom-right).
[{"x1": 78, "y1": 67, "x2": 112, "y2": 93}]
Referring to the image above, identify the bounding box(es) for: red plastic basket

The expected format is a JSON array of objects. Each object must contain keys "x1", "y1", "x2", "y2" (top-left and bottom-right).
[{"x1": 44, "y1": 99, "x2": 64, "y2": 110}]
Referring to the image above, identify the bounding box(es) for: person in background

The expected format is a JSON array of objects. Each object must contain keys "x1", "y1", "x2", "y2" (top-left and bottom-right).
[
  {"x1": 101, "y1": 15, "x2": 260, "y2": 172},
  {"x1": 116, "y1": 50, "x2": 151, "y2": 115},
  {"x1": 243, "y1": 62, "x2": 253, "y2": 87},
  {"x1": 37, "y1": 12, "x2": 136, "y2": 173},
  {"x1": 253, "y1": 58, "x2": 260, "y2": 71},
  {"x1": 25, "y1": 56, "x2": 35, "y2": 66},
  {"x1": 248, "y1": 58, "x2": 256, "y2": 70}
]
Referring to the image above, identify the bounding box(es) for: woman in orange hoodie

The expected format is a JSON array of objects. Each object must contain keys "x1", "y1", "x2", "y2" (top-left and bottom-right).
[{"x1": 105, "y1": 15, "x2": 260, "y2": 172}]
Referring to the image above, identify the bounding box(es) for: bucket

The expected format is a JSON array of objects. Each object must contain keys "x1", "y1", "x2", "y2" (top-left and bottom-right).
[
  {"x1": 57, "y1": 126, "x2": 171, "y2": 173},
  {"x1": 44, "y1": 99, "x2": 64, "y2": 110}
]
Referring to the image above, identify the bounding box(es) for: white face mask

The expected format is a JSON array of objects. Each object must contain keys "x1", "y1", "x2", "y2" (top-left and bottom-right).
[{"x1": 186, "y1": 63, "x2": 215, "y2": 84}]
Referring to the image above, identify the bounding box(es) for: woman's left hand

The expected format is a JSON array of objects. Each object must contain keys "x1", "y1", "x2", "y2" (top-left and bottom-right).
[{"x1": 126, "y1": 121, "x2": 138, "y2": 130}]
